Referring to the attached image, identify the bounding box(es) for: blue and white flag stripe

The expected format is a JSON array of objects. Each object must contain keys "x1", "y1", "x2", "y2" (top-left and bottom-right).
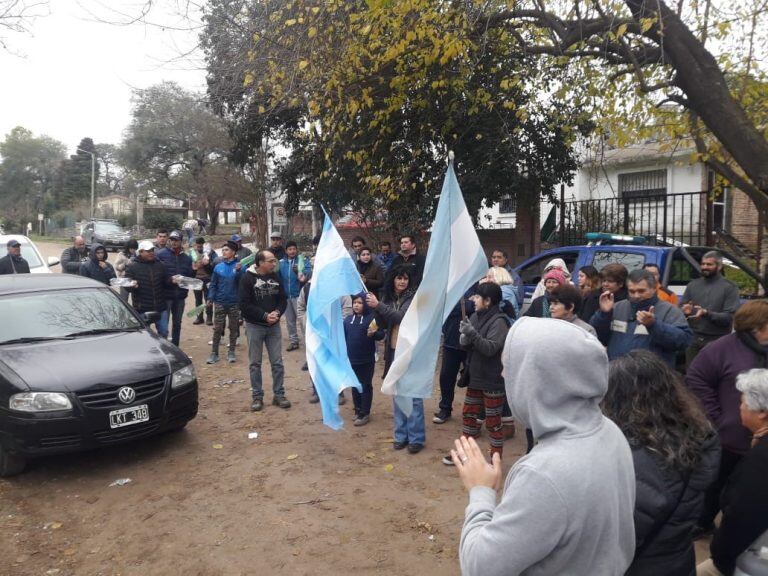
[
  {"x1": 306, "y1": 210, "x2": 366, "y2": 429},
  {"x1": 382, "y1": 160, "x2": 488, "y2": 414}
]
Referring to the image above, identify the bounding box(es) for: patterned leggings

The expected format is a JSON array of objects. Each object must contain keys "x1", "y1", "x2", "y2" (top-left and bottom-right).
[{"x1": 462, "y1": 388, "x2": 506, "y2": 456}]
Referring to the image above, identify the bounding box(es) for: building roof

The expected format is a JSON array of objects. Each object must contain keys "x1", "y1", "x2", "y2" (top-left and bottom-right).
[{"x1": 583, "y1": 141, "x2": 696, "y2": 168}]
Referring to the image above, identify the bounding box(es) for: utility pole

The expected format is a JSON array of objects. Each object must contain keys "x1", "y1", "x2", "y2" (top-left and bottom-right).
[{"x1": 76, "y1": 148, "x2": 96, "y2": 218}]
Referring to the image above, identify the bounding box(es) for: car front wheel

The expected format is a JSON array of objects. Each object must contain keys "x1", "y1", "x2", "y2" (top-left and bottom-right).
[{"x1": 0, "y1": 445, "x2": 26, "y2": 477}]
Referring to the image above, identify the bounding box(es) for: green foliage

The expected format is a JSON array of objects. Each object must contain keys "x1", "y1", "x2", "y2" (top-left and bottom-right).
[
  {"x1": 0, "y1": 127, "x2": 67, "y2": 222},
  {"x1": 59, "y1": 138, "x2": 100, "y2": 207},
  {"x1": 122, "y1": 81, "x2": 250, "y2": 234},
  {"x1": 203, "y1": 0, "x2": 591, "y2": 231},
  {"x1": 117, "y1": 211, "x2": 137, "y2": 228},
  {"x1": 143, "y1": 211, "x2": 182, "y2": 232}
]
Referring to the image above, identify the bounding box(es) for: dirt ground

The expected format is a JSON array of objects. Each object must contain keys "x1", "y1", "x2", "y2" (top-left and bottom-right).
[{"x1": 0, "y1": 240, "x2": 710, "y2": 575}]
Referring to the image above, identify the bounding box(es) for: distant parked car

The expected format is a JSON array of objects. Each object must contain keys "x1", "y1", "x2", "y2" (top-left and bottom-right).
[
  {"x1": 0, "y1": 235, "x2": 59, "y2": 273},
  {"x1": 0, "y1": 275, "x2": 199, "y2": 476},
  {"x1": 82, "y1": 219, "x2": 132, "y2": 252}
]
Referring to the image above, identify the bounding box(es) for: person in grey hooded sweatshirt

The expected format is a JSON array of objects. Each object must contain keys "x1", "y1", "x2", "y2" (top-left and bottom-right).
[{"x1": 452, "y1": 316, "x2": 636, "y2": 576}]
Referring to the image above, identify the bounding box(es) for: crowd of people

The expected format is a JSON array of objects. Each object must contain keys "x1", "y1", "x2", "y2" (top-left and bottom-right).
[{"x1": 2, "y1": 229, "x2": 767, "y2": 575}]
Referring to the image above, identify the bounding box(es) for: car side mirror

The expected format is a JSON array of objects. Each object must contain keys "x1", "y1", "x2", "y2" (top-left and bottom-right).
[
  {"x1": 47, "y1": 257, "x2": 60, "y2": 267},
  {"x1": 141, "y1": 311, "x2": 160, "y2": 324}
]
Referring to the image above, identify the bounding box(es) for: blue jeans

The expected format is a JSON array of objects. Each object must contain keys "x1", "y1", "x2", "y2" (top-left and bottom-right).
[
  {"x1": 153, "y1": 312, "x2": 169, "y2": 339},
  {"x1": 393, "y1": 398, "x2": 425, "y2": 445},
  {"x1": 245, "y1": 322, "x2": 285, "y2": 399},
  {"x1": 166, "y1": 299, "x2": 185, "y2": 346}
]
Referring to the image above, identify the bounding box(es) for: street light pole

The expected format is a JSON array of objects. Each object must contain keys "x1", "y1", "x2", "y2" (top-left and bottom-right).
[{"x1": 76, "y1": 148, "x2": 96, "y2": 218}]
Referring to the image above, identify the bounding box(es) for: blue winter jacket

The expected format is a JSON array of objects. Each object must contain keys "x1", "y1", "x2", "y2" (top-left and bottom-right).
[
  {"x1": 344, "y1": 304, "x2": 384, "y2": 365},
  {"x1": 591, "y1": 297, "x2": 692, "y2": 366},
  {"x1": 278, "y1": 255, "x2": 311, "y2": 298},
  {"x1": 156, "y1": 247, "x2": 194, "y2": 301},
  {"x1": 208, "y1": 258, "x2": 242, "y2": 306}
]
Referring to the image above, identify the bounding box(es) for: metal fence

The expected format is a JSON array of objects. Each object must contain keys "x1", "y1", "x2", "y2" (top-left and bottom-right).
[{"x1": 559, "y1": 191, "x2": 710, "y2": 247}]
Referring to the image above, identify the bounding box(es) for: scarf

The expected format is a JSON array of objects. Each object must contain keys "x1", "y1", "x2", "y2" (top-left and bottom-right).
[
  {"x1": 736, "y1": 330, "x2": 768, "y2": 368},
  {"x1": 630, "y1": 294, "x2": 659, "y2": 315}
]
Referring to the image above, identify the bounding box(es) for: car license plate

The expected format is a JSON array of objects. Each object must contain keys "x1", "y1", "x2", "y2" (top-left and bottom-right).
[{"x1": 109, "y1": 405, "x2": 149, "y2": 429}]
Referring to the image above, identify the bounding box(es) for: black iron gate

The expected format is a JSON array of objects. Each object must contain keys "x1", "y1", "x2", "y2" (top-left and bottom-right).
[{"x1": 559, "y1": 191, "x2": 711, "y2": 246}]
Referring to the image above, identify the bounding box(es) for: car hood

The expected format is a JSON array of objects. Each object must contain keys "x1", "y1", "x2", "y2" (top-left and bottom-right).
[{"x1": 0, "y1": 331, "x2": 189, "y2": 392}]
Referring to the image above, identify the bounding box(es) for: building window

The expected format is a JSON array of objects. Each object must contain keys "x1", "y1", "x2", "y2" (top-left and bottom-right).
[
  {"x1": 618, "y1": 169, "x2": 667, "y2": 201},
  {"x1": 499, "y1": 195, "x2": 517, "y2": 214}
]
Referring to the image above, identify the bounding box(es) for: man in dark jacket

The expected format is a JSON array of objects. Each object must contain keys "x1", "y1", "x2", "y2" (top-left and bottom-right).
[
  {"x1": 0, "y1": 239, "x2": 30, "y2": 274},
  {"x1": 231, "y1": 234, "x2": 252, "y2": 261},
  {"x1": 155, "y1": 230, "x2": 193, "y2": 347},
  {"x1": 60, "y1": 236, "x2": 89, "y2": 274},
  {"x1": 681, "y1": 251, "x2": 741, "y2": 366},
  {"x1": 388, "y1": 234, "x2": 426, "y2": 289},
  {"x1": 433, "y1": 289, "x2": 475, "y2": 424},
  {"x1": 239, "y1": 249, "x2": 289, "y2": 412},
  {"x1": 78, "y1": 244, "x2": 116, "y2": 285},
  {"x1": 592, "y1": 268, "x2": 692, "y2": 366},
  {"x1": 125, "y1": 241, "x2": 169, "y2": 338}
]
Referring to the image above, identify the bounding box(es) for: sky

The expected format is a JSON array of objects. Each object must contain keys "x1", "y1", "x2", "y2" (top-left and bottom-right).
[{"x1": 0, "y1": 0, "x2": 206, "y2": 154}]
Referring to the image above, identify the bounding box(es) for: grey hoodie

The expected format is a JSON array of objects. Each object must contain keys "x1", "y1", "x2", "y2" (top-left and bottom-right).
[{"x1": 460, "y1": 317, "x2": 636, "y2": 576}]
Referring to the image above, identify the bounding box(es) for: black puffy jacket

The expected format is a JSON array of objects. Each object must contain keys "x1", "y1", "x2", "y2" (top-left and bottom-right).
[
  {"x1": 125, "y1": 258, "x2": 168, "y2": 314},
  {"x1": 78, "y1": 244, "x2": 116, "y2": 285},
  {"x1": 627, "y1": 433, "x2": 721, "y2": 576}
]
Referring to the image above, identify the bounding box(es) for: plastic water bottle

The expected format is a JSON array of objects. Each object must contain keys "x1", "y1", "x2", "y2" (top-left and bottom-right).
[
  {"x1": 174, "y1": 276, "x2": 203, "y2": 290},
  {"x1": 110, "y1": 278, "x2": 138, "y2": 288}
]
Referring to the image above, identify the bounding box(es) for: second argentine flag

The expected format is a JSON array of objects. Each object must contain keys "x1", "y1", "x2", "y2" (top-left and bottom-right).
[{"x1": 381, "y1": 159, "x2": 488, "y2": 413}]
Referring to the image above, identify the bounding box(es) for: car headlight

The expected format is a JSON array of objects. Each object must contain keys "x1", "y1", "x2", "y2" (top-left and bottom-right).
[
  {"x1": 171, "y1": 364, "x2": 196, "y2": 389},
  {"x1": 10, "y1": 392, "x2": 72, "y2": 412}
]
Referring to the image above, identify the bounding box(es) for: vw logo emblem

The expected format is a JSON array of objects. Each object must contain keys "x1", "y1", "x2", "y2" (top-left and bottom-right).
[{"x1": 117, "y1": 386, "x2": 136, "y2": 404}]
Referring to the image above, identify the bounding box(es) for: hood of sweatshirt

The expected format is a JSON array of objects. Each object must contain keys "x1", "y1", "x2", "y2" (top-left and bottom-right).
[
  {"x1": 89, "y1": 243, "x2": 106, "y2": 262},
  {"x1": 502, "y1": 317, "x2": 607, "y2": 441}
]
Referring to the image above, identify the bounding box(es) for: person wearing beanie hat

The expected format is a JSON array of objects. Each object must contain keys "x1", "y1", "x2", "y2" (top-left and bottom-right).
[
  {"x1": 206, "y1": 241, "x2": 244, "y2": 364},
  {"x1": 524, "y1": 268, "x2": 567, "y2": 319},
  {"x1": 230, "y1": 234, "x2": 252, "y2": 261}
]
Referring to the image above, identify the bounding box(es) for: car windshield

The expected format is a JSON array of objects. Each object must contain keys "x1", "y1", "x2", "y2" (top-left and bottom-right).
[
  {"x1": 94, "y1": 223, "x2": 123, "y2": 234},
  {"x1": 0, "y1": 243, "x2": 43, "y2": 268},
  {"x1": 0, "y1": 288, "x2": 141, "y2": 343}
]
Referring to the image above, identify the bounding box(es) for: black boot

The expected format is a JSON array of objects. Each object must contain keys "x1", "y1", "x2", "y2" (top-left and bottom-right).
[
  {"x1": 205, "y1": 310, "x2": 213, "y2": 326},
  {"x1": 193, "y1": 314, "x2": 204, "y2": 325}
]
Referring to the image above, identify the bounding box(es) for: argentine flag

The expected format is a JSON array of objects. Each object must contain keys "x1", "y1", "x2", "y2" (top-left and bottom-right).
[
  {"x1": 306, "y1": 210, "x2": 366, "y2": 429},
  {"x1": 382, "y1": 158, "x2": 488, "y2": 414}
]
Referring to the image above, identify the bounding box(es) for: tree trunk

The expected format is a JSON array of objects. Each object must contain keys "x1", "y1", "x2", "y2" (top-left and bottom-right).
[
  {"x1": 207, "y1": 206, "x2": 219, "y2": 234},
  {"x1": 624, "y1": 0, "x2": 768, "y2": 217}
]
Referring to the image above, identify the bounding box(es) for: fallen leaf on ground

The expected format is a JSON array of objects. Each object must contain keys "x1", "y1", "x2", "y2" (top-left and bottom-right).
[
  {"x1": 384, "y1": 464, "x2": 394, "y2": 472},
  {"x1": 286, "y1": 454, "x2": 299, "y2": 460},
  {"x1": 213, "y1": 443, "x2": 224, "y2": 449}
]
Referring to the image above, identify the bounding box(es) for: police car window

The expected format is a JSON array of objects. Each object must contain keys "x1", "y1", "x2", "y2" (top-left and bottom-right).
[
  {"x1": 592, "y1": 251, "x2": 645, "y2": 272},
  {"x1": 668, "y1": 251, "x2": 700, "y2": 286},
  {"x1": 519, "y1": 252, "x2": 579, "y2": 285}
]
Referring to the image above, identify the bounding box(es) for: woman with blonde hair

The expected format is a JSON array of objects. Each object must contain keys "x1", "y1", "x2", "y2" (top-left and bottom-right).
[{"x1": 486, "y1": 266, "x2": 518, "y2": 320}]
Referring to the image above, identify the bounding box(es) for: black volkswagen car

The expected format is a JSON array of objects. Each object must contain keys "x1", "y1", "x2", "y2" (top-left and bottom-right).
[{"x1": 0, "y1": 275, "x2": 198, "y2": 476}]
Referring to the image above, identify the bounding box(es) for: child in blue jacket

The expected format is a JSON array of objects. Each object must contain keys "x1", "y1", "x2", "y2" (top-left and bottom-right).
[
  {"x1": 206, "y1": 241, "x2": 243, "y2": 364},
  {"x1": 344, "y1": 294, "x2": 384, "y2": 426}
]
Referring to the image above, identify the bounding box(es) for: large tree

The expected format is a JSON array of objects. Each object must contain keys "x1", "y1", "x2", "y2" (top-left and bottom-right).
[
  {"x1": 199, "y1": 0, "x2": 768, "y2": 225},
  {"x1": 121, "y1": 81, "x2": 245, "y2": 233},
  {"x1": 0, "y1": 126, "x2": 66, "y2": 227},
  {"x1": 58, "y1": 137, "x2": 100, "y2": 209},
  {"x1": 202, "y1": 0, "x2": 591, "y2": 232}
]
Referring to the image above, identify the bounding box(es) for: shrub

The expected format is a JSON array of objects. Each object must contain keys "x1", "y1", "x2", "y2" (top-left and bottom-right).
[{"x1": 143, "y1": 211, "x2": 182, "y2": 232}]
